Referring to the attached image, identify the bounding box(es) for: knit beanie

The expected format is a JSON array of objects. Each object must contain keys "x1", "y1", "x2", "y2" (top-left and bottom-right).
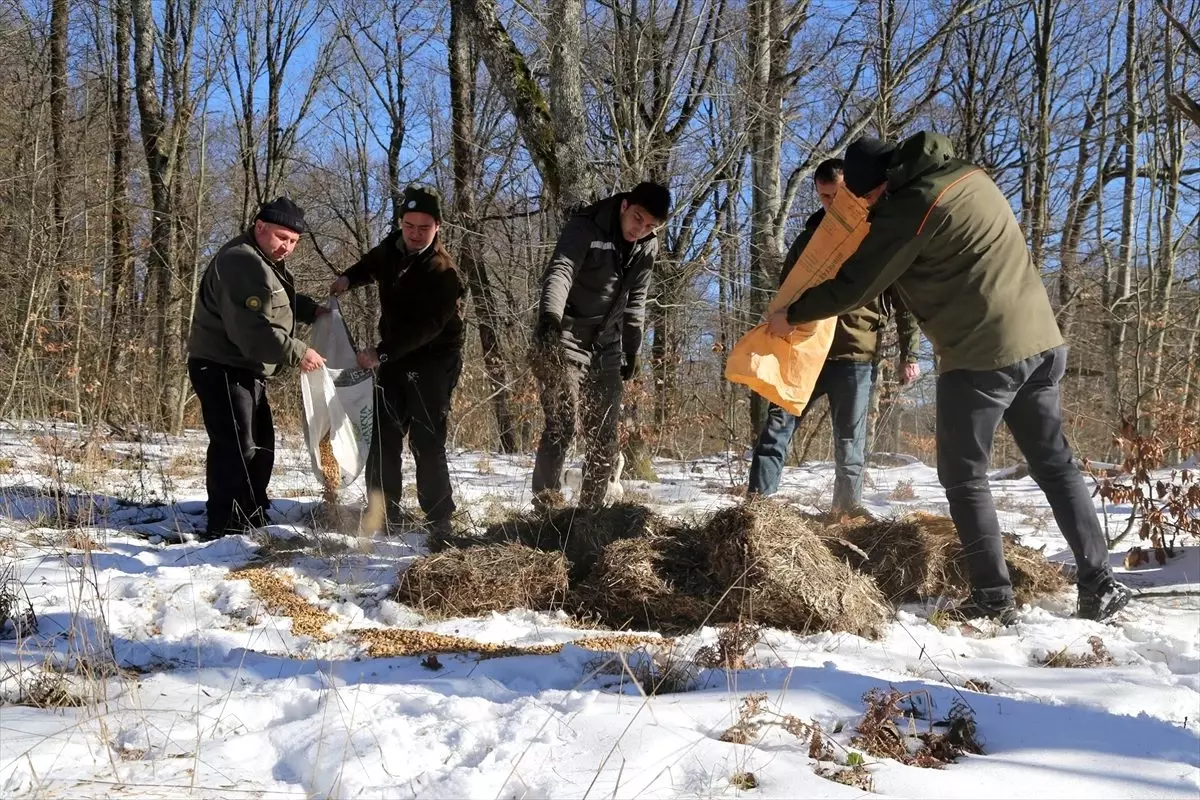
[
  {"x1": 843, "y1": 137, "x2": 897, "y2": 197},
  {"x1": 256, "y1": 196, "x2": 308, "y2": 234},
  {"x1": 401, "y1": 184, "x2": 442, "y2": 222}
]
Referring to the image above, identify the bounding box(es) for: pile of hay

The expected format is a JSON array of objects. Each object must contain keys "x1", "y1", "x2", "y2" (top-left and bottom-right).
[
  {"x1": 394, "y1": 542, "x2": 569, "y2": 617},
  {"x1": 484, "y1": 504, "x2": 660, "y2": 580},
  {"x1": 697, "y1": 500, "x2": 890, "y2": 639},
  {"x1": 1003, "y1": 535, "x2": 1070, "y2": 605},
  {"x1": 575, "y1": 532, "x2": 715, "y2": 633},
  {"x1": 829, "y1": 510, "x2": 1067, "y2": 605},
  {"x1": 824, "y1": 513, "x2": 969, "y2": 603}
]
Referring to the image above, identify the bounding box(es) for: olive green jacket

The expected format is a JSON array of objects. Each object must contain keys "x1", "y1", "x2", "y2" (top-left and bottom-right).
[{"x1": 785, "y1": 132, "x2": 1062, "y2": 372}]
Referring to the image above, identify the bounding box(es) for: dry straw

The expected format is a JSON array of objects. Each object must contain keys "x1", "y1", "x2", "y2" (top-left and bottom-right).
[
  {"x1": 827, "y1": 510, "x2": 1068, "y2": 605},
  {"x1": 394, "y1": 542, "x2": 569, "y2": 617}
]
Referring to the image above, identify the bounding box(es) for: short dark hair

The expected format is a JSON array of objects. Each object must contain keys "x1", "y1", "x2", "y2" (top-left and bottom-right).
[
  {"x1": 626, "y1": 181, "x2": 672, "y2": 220},
  {"x1": 813, "y1": 158, "x2": 844, "y2": 184}
]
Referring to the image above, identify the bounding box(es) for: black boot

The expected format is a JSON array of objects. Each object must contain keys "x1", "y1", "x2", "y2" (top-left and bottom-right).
[{"x1": 1077, "y1": 580, "x2": 1132, "y2": 621}]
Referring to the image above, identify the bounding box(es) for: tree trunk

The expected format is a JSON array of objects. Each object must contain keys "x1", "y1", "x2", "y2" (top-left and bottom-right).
[
  {"x1": 745, "y1": 0, "x2": 786, "y2": 433},
  {"x1": 1110, "y1": 0, "x2": 1138, "y2": 420},
  {"x1": 547, "y1": 0, "x2": 592, "y2": 211},
  {"x1": 131, "y1": 0, "x2": 177, "y2": 425},
  {"x1": 1029, "y1": 0, "x2": 1055, "y2": 271},
  {"x1": 461, "y1": 0, "x2": 562, "y2": 206},
  {"x1": 49, "y1": 0, "x2": 70, "y2": 321},
  {"x1": 101, "y1": 0, "x2": 134, "y2": 422},
  {"x1": 450, "y1": 0, "x2": 517, "y2": 453}
]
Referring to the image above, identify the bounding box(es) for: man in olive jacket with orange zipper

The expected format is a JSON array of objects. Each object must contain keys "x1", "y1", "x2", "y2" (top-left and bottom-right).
[{"x1": 772, "y1": 132, "x2": 1130, "y2": 624}]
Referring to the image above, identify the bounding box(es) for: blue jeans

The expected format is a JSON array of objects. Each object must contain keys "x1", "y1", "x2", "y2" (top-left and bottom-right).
[{"x1": 748, "y1": 360, "x2": 874, "y2": 510}]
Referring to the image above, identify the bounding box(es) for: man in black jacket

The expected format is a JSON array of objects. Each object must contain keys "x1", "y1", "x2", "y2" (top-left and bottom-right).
[
  {"x1": 187, "y1": 197, "x2": 326, "y2": 540},
  {"x1": 330, "y1": 185, "x2": 466, "y2": 537},
  {"x1": 530, "y1": 181, "x2": 671, "y2": 509}
]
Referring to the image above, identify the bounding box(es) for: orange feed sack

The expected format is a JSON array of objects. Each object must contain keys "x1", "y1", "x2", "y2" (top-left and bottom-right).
[{"x1": 725, "y1": 189, "x2": 872, "y2": 415}]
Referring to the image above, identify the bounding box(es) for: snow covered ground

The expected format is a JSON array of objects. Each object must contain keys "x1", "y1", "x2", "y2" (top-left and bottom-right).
[{"x1": 0, "y1": 421, "x2": 1197, "y2": 799}]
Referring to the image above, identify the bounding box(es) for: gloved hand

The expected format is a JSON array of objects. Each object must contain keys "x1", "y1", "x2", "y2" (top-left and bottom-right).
[
  {"x1": 621, "y1": 351, "x2": 639, "y2": 381},
  {"x1": 533, "y1": 314, "x2": 562, "y2": 351}
]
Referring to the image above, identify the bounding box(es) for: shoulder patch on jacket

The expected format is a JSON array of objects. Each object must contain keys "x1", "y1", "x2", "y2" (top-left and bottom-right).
[
  {"x1": 590, "y1": 240, "x2": 616, "y2": 251},
  {"x1": 245, "y1": 296, "x2": 263, "y2": 311}
]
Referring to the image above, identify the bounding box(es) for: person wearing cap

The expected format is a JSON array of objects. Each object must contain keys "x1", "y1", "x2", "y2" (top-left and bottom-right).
[
  {"x1": 530, "y1": 181, "x2": 671, "y2": 509},
  {"x1": 330, "y1": 185, "x2": 466, "y2": 540},
  {"x1": 748, "y1": 158, "x2": 921, "y2": 513},
  {"x1": 187, "y1": 197, "x2": 327, "y2": 540},
  {"x1": 770, "y1": 132, "x2": 1130, "y2": 625}
]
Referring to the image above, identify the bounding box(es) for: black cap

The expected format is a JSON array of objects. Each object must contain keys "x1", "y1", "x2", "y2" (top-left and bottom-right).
[
  {"x1": 843, "y1": 137, "x2": 897, "y2": 197},
  {"x1": 626, "y1": 181, "x2": 672, "y2": 220},
  {"x1": 256, "y1": 196, "x2": 308, "y2": 234},
  {"x1": 401, "y1": 184, "x2": 442, "y2": 222}
]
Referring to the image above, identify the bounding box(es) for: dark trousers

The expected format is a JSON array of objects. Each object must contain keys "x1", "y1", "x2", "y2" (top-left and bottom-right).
[
  {"x1": 937, "y1": 345, "x2": 1113, "y2": 604},
  {"x1": 366, "y1": 355, "x2": 462, "y2": 525},
  {"x1": 748, "y1": 360, "x2": 874, "y2": 511},
  {"x1": 188, "y1": 358, "x2": 273, "y2": 536},
  {"x1": 531, "y1": 347, "x2": 624, "y2": 507}
]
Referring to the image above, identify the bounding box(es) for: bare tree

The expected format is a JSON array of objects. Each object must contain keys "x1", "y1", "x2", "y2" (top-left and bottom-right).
[
  {"x1": 219, "y1": 0, "x2": 334, "y2": 225},
  {"x1": 450, "y1": 0, "x2": 519, "y2": 451}
]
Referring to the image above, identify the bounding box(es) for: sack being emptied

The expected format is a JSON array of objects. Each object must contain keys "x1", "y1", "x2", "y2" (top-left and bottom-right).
[
  {"x1": 725, "y1": 189, "x2": 872, "y2": 415},
  {"x1": 301, "y1": 297, "x2": 374, "y2": 500}
]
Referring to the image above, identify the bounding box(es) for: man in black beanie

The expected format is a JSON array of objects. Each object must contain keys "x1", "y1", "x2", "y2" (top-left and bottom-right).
[
  {"x1": 531, "y1": 181, "x2": 671, "y2": 509},
  {"x1": 330, "y1": 185, "x2": 466, "y2": 543},
  {"x1": 769, "y1": 132, "x2": 1130, "y2": 625},
  {"x1": 187, "y1": 196, "x2": 327, "y2": 540}
]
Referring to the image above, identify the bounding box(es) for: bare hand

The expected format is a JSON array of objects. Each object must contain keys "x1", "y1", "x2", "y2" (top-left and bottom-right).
[
  {"x1": 766, "y1": 310, "x2": 795, "y2": 338},
  {"x1": 300, "y1": 348, "x2": 326, "y2": 373},
  {"x1": 356, "y1": 347, "x2": 381, "y2": 369},
  {"x1": 901, "y1": 362, "x2": 920, "y2": 385},
  {"x1": 329, "y1": 276, "x2": 350, "y2": 296}
]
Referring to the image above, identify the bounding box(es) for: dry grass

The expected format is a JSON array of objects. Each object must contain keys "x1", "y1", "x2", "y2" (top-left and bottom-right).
[
  {"x1": 888, "y1": 480, "x2": 918, "y2": 501},
  {"x1": 574, "y1": 532, "x2": 715, "y2": 633},
  {"x1": 62, "y1": 531, "x2": 102, "y2": 551},
  {"x1": 817, "y1": 763, "x2": 873, "y2": 791},
  {"x1": 228, "y1": 567, "x2": 336, "y2": 642},
  {"x1": 827, "y1": 511, "x2": 1068, "y2": 606},
  {"x1": 166, "y1": 451, "x2": 205, "y2": 475},
  {"x1": 693, "y1": 622, "x2": 763, "y2": 670},
  {"x1": 700, "y1": 500, "x2": 890, "y2": 639},
  {"x1": 853, "y1": 688, "x2": 983, "y2": 768},
  {"x1": 394, "y1": 542, "x2": 570, "y2": 617},
  {"x1": 484, "y1": 504, "x2": 661, "y2": 580},
  {"x1": 1037, "y1": 635, "x2": 1115, "y2": 668}
]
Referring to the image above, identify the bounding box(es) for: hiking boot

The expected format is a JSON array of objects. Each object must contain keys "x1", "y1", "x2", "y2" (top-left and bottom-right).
[
  {"x1": 943, "y1": 597, "x2": 1018, "y2": 626},
  {"x1": 1077, "y1": 580, "x2": 1132, "y2": 621}
]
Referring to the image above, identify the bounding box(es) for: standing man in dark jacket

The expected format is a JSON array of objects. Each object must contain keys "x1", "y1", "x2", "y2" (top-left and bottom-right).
[
  {"x1": 773, "y1": 132, "x2": 1130, "y2": 623},
  {"x1": 187, "y1": 197, "x2": 326, "y2": 540},
  {"x1": 531, "y1": 181, "x2": 671, "y2": 509},
  {"x1": 749, "y1": 159, "x2": 920, "y2": 512},
  {"x1": 330, "y1": 185, "x2": 466, "y2": 538}
]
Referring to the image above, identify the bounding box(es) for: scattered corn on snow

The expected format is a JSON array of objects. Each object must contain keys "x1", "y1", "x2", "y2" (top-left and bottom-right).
[{"x1": 0, "y1": 422, "x2": 1196, "y2": 798}]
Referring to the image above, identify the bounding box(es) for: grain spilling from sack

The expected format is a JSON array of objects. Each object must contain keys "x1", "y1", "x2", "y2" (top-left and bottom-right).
[{"x1": 318, "y1": 432, "x2": 340, "y2": 503}]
